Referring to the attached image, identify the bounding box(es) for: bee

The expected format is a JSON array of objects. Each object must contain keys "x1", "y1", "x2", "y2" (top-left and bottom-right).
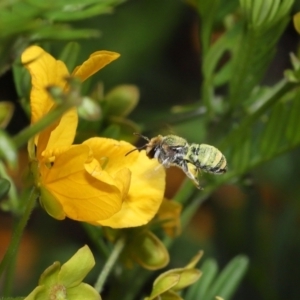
[{"x1": 126, "y1": 133, "x2": 227, "y2": 189}]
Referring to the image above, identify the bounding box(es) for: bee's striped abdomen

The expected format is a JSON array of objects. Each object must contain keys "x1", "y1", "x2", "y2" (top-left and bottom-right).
[{"x1": 187, "y1": 144, "x2": 227, "y2": 174}]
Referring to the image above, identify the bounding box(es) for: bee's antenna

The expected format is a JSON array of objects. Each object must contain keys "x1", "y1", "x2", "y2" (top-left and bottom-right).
[
  {"x1": 125, "y1": 133, "x2": 150, "y2": 156},
  {"x1": 125, "y1": 145, "x2": 146, "y2": 156},
  {"x1": 133, "y1": 132, "x2": 150, "y2": 142}
]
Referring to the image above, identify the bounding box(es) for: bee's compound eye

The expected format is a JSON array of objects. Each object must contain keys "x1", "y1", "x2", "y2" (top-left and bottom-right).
[{"x1": 147, "y1": 146, "x2": 157, "y2": 159}]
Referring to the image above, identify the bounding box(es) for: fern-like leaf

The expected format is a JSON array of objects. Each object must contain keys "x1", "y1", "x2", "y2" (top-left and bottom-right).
[{"x1": 228, "y1": 0, "x2": 293, "y2": 110}]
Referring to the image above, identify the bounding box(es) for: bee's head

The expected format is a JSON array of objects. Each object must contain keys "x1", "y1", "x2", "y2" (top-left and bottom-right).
[
  {"x1": 144, "y1": 136, "x2": 164, "y2": 159},
  {"x1": 125, "y1": 133, "x2": 163, "y2": 158}
]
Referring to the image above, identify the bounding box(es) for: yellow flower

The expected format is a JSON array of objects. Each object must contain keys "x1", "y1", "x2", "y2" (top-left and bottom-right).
[{"x1": 22, "y1": 46, "x2": 165, "y2": 228}]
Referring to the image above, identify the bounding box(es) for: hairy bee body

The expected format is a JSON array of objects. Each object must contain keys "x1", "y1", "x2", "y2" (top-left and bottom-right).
[
  {"x1": 187, "y1": 143, "x2": 227, "y2": 174},
  {"x1": 126, "y1": 134, "x2": 227, "y2": 189}
]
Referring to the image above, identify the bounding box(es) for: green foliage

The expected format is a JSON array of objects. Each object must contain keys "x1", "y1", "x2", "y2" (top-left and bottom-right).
[
  {"x1": 1, "y1": 0, "x2": 300, "y2": 299},
  {"x1": 200, "y1": 0, "x2": 294, "y2": 115},
  {"x1": 228, "y1": 0, "x2": 293, "y2": 109},
  {"x1": 0, "y1": 129, "x2": 17, "y2": 168},
  {"x1": 0, "y1": 0, "x2": 124, "y2": 75},
  {"x1": 177, "y1": 0, "x2": 298, "y2": 188},
  {"x1": 185, "y1": 256, "x2": 249, "y2": 300}
]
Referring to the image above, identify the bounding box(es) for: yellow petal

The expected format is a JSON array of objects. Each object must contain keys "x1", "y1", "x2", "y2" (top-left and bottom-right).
[
  {"x1": 84, "y1": 138, "x2": 166, "y2": 228},
  {"x1": 21, "y1": 46, "x2": 70, "y2": 124},
  {"x1": 40, "y1": 144, "x2": 123, "y2": 223},
  {"x1": 22, "y1": 46, "x2": 78, "y2": 150},
  {"x1": 157, "y1": 199, "x2": 182, "y2": 237},
  {"x1": 111, "y1": 167, "x2": 131, "y2": 201},
  {"x1": 36, "y1": 107, "x2": 78, "y2": 156},
  {"x1": 72, "y1": 51, "x2": 120, "y2": 82}
]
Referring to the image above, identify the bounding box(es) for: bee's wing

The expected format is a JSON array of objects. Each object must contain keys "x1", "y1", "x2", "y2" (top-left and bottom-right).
[
  {"x1": 154, "y1": 163, "x2": 164, "y2": 172},
  {"x1": 140, "y1": 159, "x2": 165, "y2": 180}
]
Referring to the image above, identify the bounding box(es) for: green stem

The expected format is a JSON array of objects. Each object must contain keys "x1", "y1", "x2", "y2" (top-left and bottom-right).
[
  {"x1": 3, "y1": 220, "x2": 18, "y2": 296},
  {"x1": 173, "y1": 178, "x2": 197, "y2": 205},
  {"x1": 12, "y1": 103, "x2": 73, "y2": 149},
  {"x1": 94, "y1": 235, "x2": 126, "y2": 293},
  {"x1": 81, "y1": 223, "x2": 110, "y2": 258},
  {"x1": 180, "y1": 185, "x2": 216, "y2": 229},
  {"x1": 0, "y1": 186, "x2": 38, "y2": 294}
]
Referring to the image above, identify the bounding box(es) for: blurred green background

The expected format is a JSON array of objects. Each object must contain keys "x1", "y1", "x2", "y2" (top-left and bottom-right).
[{"x1": 1, "y1": 0, "x2": 300, "y2": 299}]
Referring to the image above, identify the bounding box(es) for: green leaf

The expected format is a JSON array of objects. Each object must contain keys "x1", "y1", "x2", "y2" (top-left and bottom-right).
[
  {"x1": 196, "y1": 0, "x2": 220, "y2": 55},
  {"x1": 200, "y1": 3, "x2": 241, "y2": 114},
  {"x1": 228, "y1": 0, "x2": 293, "y2": 109},
  {"x1": 259, "y1": 102, "x2": 287, "y2": 159},
  {"x1": 230, "y1": 129, "x2": 252, "y2": 174},
  {"x1": 204, "y1": 255, "x2": 249, "y2": 300},
  {"x1": 251, "y1": 0, "x2": 280, "y2": 26},
  {"x1": 0, "y1": 178, "x2": 11, "y2": 200},
  {"x1": 0, "y1": 130, "x2": 17, "y2": 168},
  {"x1": 265, "y1": 0, "x2": 281, "y2": 23},
  {"x1": 32, "y1": 26, "x2": 100, "y2": 40},
  {"x1": 59, "y1": 42, "x2": 81, "y2": 72},
  {"x1": 185, "y1": 259, "x2": 218, "y2": 300},
  {"x1": 285, "y1": 91, "x2": 300, "y2": 145},
  {"x1": 101, "y1": 124, "x2": 121, "y2": 139},
  {"x1": 12, "y1": 60, "x2": 31, "y2": 100},
  {"x1": 46, "y1": 3, "x2": 114, "y2": 21},
  {"x1": 202, "y1": 25, "x2": 240, "y2": 81},
  {"x1": 220, "y1": 79, "x2": 300, "y2": 178}
]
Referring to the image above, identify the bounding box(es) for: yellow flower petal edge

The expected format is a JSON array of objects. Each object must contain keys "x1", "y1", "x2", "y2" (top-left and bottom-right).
[
  {"x1": 22, "y1": 46, "x2": 78, "y2": 150},
  {"x1": 21, "y1": 46, "x2": 70, "y2": 125},
  {"x1": 38, "y1": 106, "x2": 78, "y2": 154},
  {"x1": 40, "y1": 144, "x2": 124, "y2": 223},
  {"x1": 23, "y1": 46, "x2": 165, "y2": 228},
  {"x1": 83, "y1": 138, "x2": 166, "y2": 228},
  {"x1": 72, "y1": 50, "x2": 120, "y2": 82}
]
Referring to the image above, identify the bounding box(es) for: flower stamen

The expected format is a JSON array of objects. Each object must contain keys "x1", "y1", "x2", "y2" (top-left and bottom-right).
[{"x1": 50, "y1": 283, "x2": 67, "y2": 300}]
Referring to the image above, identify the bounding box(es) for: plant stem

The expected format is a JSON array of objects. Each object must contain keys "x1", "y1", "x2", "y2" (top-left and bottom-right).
[
  {"x1": 94, "y1": 235, "x2": 126, "y2": 293},
  {"x1": 0, "y1": 186, "x2": 38, "y2": 295},
  {"x1": 174, "y1": 179, "x2": 197, "y2": 205},
  {"x1": 82, "y1": 223, "x2": 110, "y2": 259}
]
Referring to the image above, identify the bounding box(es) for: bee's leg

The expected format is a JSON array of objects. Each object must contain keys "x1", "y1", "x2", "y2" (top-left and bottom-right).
[
  {"x1": 161, "y1": 158, "x2": 171, "y2": 168},
  {"x1": 182, "y1": 161, "x2": 203, "y2": 190},
  {"x1": 154, "y1": 158, "x2": 171, "y2": 171},
  {"x1": 154, "y1": 164, "x2": 164, "y2": 172}
]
